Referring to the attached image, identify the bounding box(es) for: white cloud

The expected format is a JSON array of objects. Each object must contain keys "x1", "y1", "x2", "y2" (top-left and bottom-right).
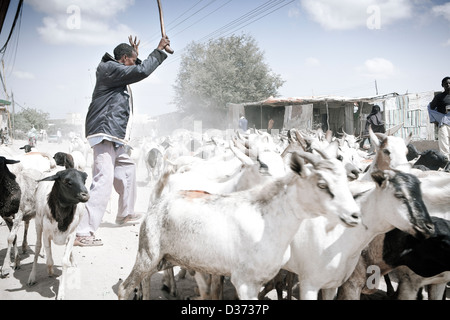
[
  {"x1": 26, "y1": 0, "x2": 135, "y2": 46},
  {"x1": 357, "y1": 58, "x2": 396, "y2": 79},
  {"x1": 432, "y1": 2, "x2": 450, "y2": 21},
  {"x1": 305, "y1": 57, "x2": 320, "y2": 67},
  {"x1": 13, "y1": 70, "x2": 35, "y2": 80},
  {"x1": 26, "y1": 0, "x2": 134, "y2": 18},
  {"x1": 300, "y1": 0, "x2": 413, "y2": 30},
  {"x1": 432, "y1": 2, "x2": 450, "y2": 46}
]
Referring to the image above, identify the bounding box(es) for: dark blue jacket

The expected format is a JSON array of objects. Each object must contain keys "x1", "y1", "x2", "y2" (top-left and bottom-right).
[{"x1": 85, "y1": 49, "x2": 167, "y2": 143}]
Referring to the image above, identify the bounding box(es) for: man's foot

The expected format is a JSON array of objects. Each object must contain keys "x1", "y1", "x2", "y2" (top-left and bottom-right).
[
  {"x1": 74, "y1": 236, "x2": 103, "y2": 247},
  {"x1": 115, "y1": 213, "x2": 143, "y2": 225}
]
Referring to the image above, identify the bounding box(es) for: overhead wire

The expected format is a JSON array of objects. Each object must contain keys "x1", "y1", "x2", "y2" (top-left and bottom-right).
[
  {"x1": 0, "y1": 0, "x2": 23, "y2": 54},
  {"x1": 170, "y1": 0, "x2": 234, "y2": 38},
  {"x1": 141, "y1": 0, "x2": 219, "y2": 49},
  {"x1": 1, "y1": 0, "x2": 23, "y2": 98},
  {"x1": 196, "y1": 0, "x2": 283, "y2": 43},
  {"x1": 216, "y1": 0, "x2": 296, "y2": 39},
  {"x1": 164, "y1": 0, "x2": 296, "y2": 66}
]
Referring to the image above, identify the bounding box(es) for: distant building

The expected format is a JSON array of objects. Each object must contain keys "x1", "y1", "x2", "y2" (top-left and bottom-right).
[
  {"x1": 227, "y1": 91, "x2": 438, "y2": 141},
  {"x1": 66, "y1": 113, "x2": 84, "y2": 126}
]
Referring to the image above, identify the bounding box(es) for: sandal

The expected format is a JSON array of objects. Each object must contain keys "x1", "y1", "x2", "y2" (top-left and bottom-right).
[
  {"x1": 74, "y1": 236, "x2": 103, "y2": 247},
  {"x1": 115, "y1": 213, "x2": 143, "y2": 225}
]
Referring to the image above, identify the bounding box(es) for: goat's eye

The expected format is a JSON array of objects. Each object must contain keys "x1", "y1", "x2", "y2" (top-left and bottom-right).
[
  {"x1": 383, "y1": 149, "x2": 391, "y2": 155},
  {"x1": 336, "y1": 155, "x2": 343, "y2": 161},
  {"x1": 394, "y1": 192, "x2": 405, "y2": 200},
  {"x1": 318, "y1": 181, "x2": 328, "y2": 190}
]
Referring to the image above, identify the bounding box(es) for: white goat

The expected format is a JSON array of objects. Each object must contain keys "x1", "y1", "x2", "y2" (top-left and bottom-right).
[
  {"x1": 27, "y1": 169, "x2": 89, "y2": 300},
  {"x1": 118, "y1": 151, "x2": 361, "y2": 300},
  {"x1": 359, "y1": 127, "x2": 413, "y2": 180},
  {"x1": 11, "y1": 151, "x2": 56, "y2": 174},
  {"x1": 281, "y1": 169, "x2": 434, "y2": 300},
  {"x1": 153, "y1": 139, "x2": 283, "y2": 299},
  {"x1": 68, "y1": 136, "x2": 90, "y2": 163},
  {"x1": 411, "y1": 170, "x2": 450, "y2": 220}
]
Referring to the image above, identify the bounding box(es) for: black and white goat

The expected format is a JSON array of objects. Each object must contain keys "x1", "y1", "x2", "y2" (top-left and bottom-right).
[
  {"x1": 19, "y1": 145, "x2": 34, "y2": 153},
  {"x1": 337, "y1": 217, "x2": 450, "y2": 300},
  {"x1": 0, "y1": 157, "x2": 21, "y2": 276},
  {"x1": 1, "y1": 162, "x2": 42, "y2": 277},
  {"x1": 27, "y1": 168, "x2": 89, "y2": 300},
  {"x1": 0, "y1": 157, "x2": 21, "y2": 222}
]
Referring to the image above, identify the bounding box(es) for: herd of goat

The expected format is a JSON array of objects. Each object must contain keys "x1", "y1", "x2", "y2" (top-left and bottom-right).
[{"x1": 0, "y1": 125, "x2": 449, "y2": 300}]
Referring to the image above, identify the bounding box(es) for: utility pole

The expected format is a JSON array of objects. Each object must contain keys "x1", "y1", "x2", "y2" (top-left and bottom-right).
[
  {"x1": 11, "y1": 91, "x2": 15, "y2": 140},
  {"x1": 375, "y1": 80, "x2": 379, "y2": 95}
]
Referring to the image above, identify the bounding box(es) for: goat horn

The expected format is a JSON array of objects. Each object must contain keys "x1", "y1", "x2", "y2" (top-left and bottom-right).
[
  {"x1": 229, "y1": 141, "x2": 254, "y2": 166},
  {"x1": 375, "y1": 132, "x2": 388, "y2": 141},
  {"x1": 295, "y1": 150, "x2": 320, "y2": 167}
]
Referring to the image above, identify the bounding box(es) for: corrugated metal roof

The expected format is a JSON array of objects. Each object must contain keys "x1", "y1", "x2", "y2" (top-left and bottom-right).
[{"x1": 241, "y1": 93, "x2": 400, "y2": 107}]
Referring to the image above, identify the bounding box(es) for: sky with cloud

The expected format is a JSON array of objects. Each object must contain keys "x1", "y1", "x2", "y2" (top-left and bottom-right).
[{"x1": 0, "y1": 0, "x2": 449, "y2": 119}]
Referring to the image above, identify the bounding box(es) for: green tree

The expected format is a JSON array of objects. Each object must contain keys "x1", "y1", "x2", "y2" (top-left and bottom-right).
[
  {"x1": 13, "y1": 108, "x2": 50, "y2": 133},
  {"x1": 173, "y1": 34, "x2": 285, "y2": 128}
]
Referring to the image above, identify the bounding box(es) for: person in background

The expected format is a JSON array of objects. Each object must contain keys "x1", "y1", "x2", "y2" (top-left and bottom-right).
[
  {"x1": 268, "y1": 117, "x2": 274, "y2": 134},
  {"x1": 428, "y1": 76, "x2": 450, "y2": 159},
  {"x1": 74, "y1": 35, "x2": 170, "y2": 247},
  {"x1": 360, "y1": 105, "x2": 385, "y2": 151},
  {"x1": 239, "y1": 113, "x2": 248, "y2": 132},
  {"x1": 56, "y1": 129, "x2": 62, "y2": 144},
  {"x1": 3, "y1": 127, "x2": 9, "y2": 145}
]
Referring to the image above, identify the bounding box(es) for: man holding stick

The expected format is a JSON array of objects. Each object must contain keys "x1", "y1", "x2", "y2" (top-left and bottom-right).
[{"x1": 75, "y1": 36, "x2": 170, "y2": 247}]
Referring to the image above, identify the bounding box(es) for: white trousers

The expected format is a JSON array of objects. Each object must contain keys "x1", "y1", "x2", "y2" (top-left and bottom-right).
[
  {"x1": 438, "y1": 124, "x2": 450, "y2": 159},
  {"x1": 77, "y1": 140, "x2": 137, "y2": 237}
]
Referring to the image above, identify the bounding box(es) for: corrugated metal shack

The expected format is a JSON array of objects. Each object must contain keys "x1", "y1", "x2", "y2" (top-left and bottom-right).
[{"x1": 227, "y1": 91, "x2": 437, "y2": 140}]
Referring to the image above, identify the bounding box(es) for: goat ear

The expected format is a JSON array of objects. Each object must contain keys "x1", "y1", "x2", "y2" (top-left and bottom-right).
[
  {"x1": 257, "y1": 157, "x2": 270, "y2": 175},
  {"x1": 38, "y1": 175, "x2": 59, "y2": 182},
  {"x1": 404, "y1": 132, "x2": 413, "y2": 145},
  {"x1": 290, "y1": 152, "x2": 308, "y2": 177},
  {"x1": 324, "y1": 141, "x2": 338, "y2": 158},
  {"x1": 65, "y1": 154, "x2": 75, "y2": 169},
  {"x1": 5, "y1": 159, "x2": 20, "y2": 165},
  {"x1": 371, "y1": 170, "x2": 394, "y2": 187},
  {"x1": 370, "y1": 170, "x2": 387, "y2": 187},
  {"x1": 38, "y1": 171, "x2": 62, "y2": 183},
  {"x1": 290, "y1": 152, "x2": 302, "y2": 175}
]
